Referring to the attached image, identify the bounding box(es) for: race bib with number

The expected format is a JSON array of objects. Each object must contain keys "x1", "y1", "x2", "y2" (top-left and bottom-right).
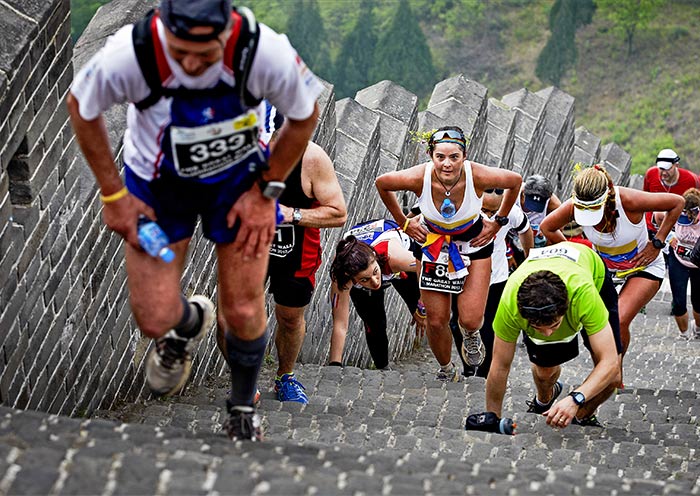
[
  {"x1": 419, "y1": 251, "x2": 467, "y2": 293},
  {"x1": 676, "y1": 242, "x2": 694, "y2": 262},
  {"x1": 270, "y1": 225, "x2": 296, "y2": 258},
  {"x1": 170, "y1": 111, "x2": 259, "y2": 178},
  {"x1": 528, "y1": 245, "x2": 581, "y2": 263}
]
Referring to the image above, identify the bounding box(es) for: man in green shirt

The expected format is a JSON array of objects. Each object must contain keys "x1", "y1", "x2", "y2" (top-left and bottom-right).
[{"x1": 486, "y1": 242, "x2": 622, "y2": 428}]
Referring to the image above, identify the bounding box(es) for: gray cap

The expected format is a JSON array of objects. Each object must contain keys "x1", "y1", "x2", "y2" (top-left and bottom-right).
[{"x1": 523, "y1": 175, "x2": 553, "y2": 213}]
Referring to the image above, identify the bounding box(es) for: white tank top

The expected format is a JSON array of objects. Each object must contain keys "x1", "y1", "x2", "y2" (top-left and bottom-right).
[
  {"x1": 582, "y1": 187, "x2": 665, "y2": 278},
  {"x1": 417, "y1": 161, "x2": 482, "y2": 236}
]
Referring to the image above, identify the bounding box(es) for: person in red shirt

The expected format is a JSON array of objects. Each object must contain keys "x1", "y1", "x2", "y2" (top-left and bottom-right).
[{"x1": 643, "y1": 148, "x2": 699, "y2": 234}]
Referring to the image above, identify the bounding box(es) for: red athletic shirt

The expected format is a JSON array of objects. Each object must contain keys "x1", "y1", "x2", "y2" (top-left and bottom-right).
[{"x1": 642, "y1": 167, "x2": 699, "y2": 232}]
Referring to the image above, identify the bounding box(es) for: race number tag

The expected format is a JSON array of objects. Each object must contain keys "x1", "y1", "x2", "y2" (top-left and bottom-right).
[
  {"x1": 528, "y1": 245, "x2": 581, "y2": 263},
  {"x1": 419, "y1": 251, "x2": 467, "y2": 293},
  {"x1": 170, "y1": 111, "x2": 259, "y2": 178},
  {"x1": 270, "y1": 225, "x2": 295, "y2": 258},
  {"x1": 676, "y1": 242, "x2": 694, "y2": 263}
]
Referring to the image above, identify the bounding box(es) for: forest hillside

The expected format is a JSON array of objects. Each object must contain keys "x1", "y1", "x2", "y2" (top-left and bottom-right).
[{"x1": 71, "y1": 0, "x2": 700, "y2": 175}]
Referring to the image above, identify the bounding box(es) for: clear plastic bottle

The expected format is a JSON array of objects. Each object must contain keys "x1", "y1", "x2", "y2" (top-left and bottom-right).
[{"x1": 137, "y1": 216, "x2": 175, "y2": 263}]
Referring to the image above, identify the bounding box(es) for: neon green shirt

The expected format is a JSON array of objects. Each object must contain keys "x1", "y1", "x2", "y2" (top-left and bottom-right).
[{"x1": 493, "y1": 242, "x2": 610, "y2": 344}]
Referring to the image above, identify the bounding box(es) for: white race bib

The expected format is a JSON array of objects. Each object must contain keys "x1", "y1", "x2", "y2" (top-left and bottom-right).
[{"x1": 170, "y1": 111, "x2": 259, "y2": 178}]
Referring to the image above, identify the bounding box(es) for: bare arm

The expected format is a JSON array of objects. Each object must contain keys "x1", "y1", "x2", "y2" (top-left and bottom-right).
[
  {"x1": 329, "y1": 281, "x2": 351, "y2": 364},
  {"x1": 622, "y1": 188, "x2": 684, "y2": 265},
  {"x1": 543, "y1": 324, "x2": 619, "y2": 427},
  {"x1": 519, "y1": 226, "x2": 534, "y2": 258},
  {"x1": 66, "y1": 92, "x2": 154, "y2": 247},
  {"x1": 539, "y1": 200, "x2": 574, "y2": 244},
  {"x1": 485, "y1": 336, "x2": 517, "y2": 417},
  {"x1": 279, "y1": 141, "x2": 347, "y2": 227},
  {"x1": 621, "y1": 187, "x2": 684, "y2": 242},
  {"x1": 375, "y1": 165, "x2": 428, "y2": 242}
]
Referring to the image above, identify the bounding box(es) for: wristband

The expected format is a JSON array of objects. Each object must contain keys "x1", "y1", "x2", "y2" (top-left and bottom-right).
[
  {"x1": 100, "y1": 187, "x2": 128, "y2": 204},
  {"x1": 402, "y1": 218, "x2": 410, "y2": 231},
  {"x1": 414, "y1": 300, "x2": 427, "y2": 319}
]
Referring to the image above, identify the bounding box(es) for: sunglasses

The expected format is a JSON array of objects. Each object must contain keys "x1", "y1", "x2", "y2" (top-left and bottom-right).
[
  {"x1": 484, "y1": 188, "x2": 504, "y2": 194},
  {"x1": 431, "y1": 129, "x2": 465, "y2": 142}
]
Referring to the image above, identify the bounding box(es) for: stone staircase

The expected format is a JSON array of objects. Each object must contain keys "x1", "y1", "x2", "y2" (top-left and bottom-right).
[{"x1": 1, "y1": 285, "x2": 698, "y2": 494}]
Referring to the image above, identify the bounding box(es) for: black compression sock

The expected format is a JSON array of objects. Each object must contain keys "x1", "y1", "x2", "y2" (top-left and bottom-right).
[
  {"x1": 174, "y1": 296, "x2": 203, "y2": 338},
  {"x1": 225, "y1": 330, "x2": 270, "y2": 407}
]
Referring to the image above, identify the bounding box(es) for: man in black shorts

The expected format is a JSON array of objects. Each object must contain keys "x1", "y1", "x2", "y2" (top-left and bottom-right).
[
  {"x1": 485, "y1": 242, "x2": 622, "y2": 428},
  {"x1": 265, "y1": 107, "x2": 346, "y2": 403}
]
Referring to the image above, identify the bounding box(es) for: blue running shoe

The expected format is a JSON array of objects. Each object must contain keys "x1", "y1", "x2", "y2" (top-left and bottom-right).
[{"x1": 274, "y1": 373, "x2": 308, "y2": 404}]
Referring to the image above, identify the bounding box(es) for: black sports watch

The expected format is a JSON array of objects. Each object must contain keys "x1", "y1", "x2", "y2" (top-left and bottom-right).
[
  {"x1": 651, "y1": 237, "x2": 665, "y2": 250},
  {"x1": 569, "y1": 391, "x2": 585, "y2": 406},
  {"x1": 292, "y1": 208, "x2": 302, "y2": 225},
  {"x1": 258, "y1": 178, "x2": 286, "y2": 200},
  {"x1": 494, "y1": 214, "x2": 509, "y2": 227}
]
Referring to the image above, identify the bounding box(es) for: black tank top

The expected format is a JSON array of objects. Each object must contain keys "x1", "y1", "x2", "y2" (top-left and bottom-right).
[{"x1": 268, "y1": 156, "x2": 321, "y2": 277}]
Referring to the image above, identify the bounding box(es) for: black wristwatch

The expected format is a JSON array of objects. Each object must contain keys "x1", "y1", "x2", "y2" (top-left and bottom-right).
[
  {"x1": 258, "y1": 178, "x2": 286, "y2": 200},
  {"x1": 494, "y1": 214, "x2": 509, "y2": 227},
  {"x1": 569, "y1": 391, "x2": 586, "y2": 406},
  {"x1": 651, "y1": 238, "x2": 665, "y2": 250},
  {"x1": 292, "y1": 208, "x2": 302, "y2": 225}
]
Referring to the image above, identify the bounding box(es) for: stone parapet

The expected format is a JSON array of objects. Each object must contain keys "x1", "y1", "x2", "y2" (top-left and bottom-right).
[{"x1": 0, "y1": 0, "x2": 635, "y2": 416}]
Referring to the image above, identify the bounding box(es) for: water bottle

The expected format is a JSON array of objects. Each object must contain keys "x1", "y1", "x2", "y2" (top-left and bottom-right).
[
  {"x1": 465, "y1": 412, "x2": 516, "y2": 435},
  {"x1": 137, "y1": 216, "x2": 175, "y2": 263}
]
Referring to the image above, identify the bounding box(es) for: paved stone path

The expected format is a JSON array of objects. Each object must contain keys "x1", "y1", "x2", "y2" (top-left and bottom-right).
[{"x1": 1, "y1": 286, "x2": 699, "y2": 494}]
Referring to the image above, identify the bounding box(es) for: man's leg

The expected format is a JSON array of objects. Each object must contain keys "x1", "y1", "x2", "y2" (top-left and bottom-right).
[
  {"x1": 127, "y1": 238, "x2": 214, "y2": 397},
  {"x1": 531, "y1": 364, "x2": 562, "y2": 405},
  {"x1": 216, "y1": 241, "x2": 269, "y2": 441},
  {"x1": 274, "y1": 302, "x2": 309, "y2": 403},
  {"x1": 477, "y1": 280, "x2": 506, "y2": 378}
]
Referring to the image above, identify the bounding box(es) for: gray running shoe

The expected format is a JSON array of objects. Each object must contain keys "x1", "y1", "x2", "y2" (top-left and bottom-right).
[
  {"x1": 435, "y1": 364, "x2": 461, "y2": 383},
  {"x1": 526, "y1": 380, "x2": 563, "y2": 414},
  {"x1": 145, "y1": 295, "x2": 214, "y2": 397},
  {"x1": 224, "y1": 404, "x2": 263, "y2": 442},
  {"x1": 461, "y1": 330, "x2": 486, "y2": 367}
]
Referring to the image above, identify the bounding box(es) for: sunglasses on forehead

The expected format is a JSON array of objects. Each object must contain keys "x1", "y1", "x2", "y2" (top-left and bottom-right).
[
  {"x1": 484, "y1": 188, "x2": 504, "y2": 195},
  {"x1": 430, "y1": 129, "x2": 466, "y2": 142}
]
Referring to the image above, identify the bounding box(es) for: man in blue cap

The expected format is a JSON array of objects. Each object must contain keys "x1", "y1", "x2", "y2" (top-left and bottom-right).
[{"x1": 67, "y1": 0, "x2": 324, "y2": 441}]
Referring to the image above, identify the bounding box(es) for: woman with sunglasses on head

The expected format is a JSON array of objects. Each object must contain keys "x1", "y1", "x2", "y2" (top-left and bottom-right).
[
  {"x1": 328, "y1": 219, "x2": 426, "y2": 370},
  {"x1": 654, "y1": 188, "x2": 700, "y2": 339},
  {"x1": 539, "y1": 164, "x2": 684, "y2": 363},
  {"x1": 375, "y1": 126, "x2": 522, "y2": 381}
]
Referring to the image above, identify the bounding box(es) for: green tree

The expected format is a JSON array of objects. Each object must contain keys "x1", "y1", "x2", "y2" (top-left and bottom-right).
[
  {"x1": 371, "y1": 0, "x2": 436, "y2": 98},
  {"x1": 333, "y1": 0, "x2": 377, "y2": 99},
  {"x1": 596, "y1": 0, "x2": 663, "y2": 56},
  {"x1": 71, "y1": 0, "x2": 112, "y2": 42},
  {"x1": 536, "y1": 0, "x2": 595, "y2": 86},
  {"x1": 285, "y1": 0, "x2": 332, "y2": 81},
  {"x1": 411, "y1": 0, "x2": 485, "y2": 42}
]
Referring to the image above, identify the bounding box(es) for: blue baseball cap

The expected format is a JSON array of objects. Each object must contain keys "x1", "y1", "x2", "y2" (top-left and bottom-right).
[{"x1": 159, "y1": 0, "x2": 232, "y2": 42}]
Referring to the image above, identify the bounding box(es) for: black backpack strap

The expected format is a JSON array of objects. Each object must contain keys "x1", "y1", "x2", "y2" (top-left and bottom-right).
[
  {"x1": 132, "y1": 9, "x2": 165, "y2": 111},
  {"x1": 231, "y1": 6, "x2": 261, "y2": 107}
]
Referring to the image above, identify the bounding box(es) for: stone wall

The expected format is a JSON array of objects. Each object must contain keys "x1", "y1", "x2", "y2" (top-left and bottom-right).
[{"x1": 0, "y1": 0, "x2": 634, "y2": 416}]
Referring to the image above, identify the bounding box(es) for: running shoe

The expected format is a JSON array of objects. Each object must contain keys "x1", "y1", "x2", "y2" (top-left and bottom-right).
[
  {"x1": 460, "y1": 330, "x2": 486, "y2": 367},
  {"x1": 435, "y1": 364, "x2": 461, "y2": 383},
  {"x1": 526, "y1": 380, "x2": 563, "y2": 414},
  {"x1": 145, "y1": 295, "x2": 214, "y2": 397},
  {"x1": 223, "y1": 404, "x2": 263, "y2": 441},
  {"x1": 571, "y1": 414, "x2": 603, "y2": 427},
  {"x1": 274, "y1": 374, "x2": 308, "y2": 404}
]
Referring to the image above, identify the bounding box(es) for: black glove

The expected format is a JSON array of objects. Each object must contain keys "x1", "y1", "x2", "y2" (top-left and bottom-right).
[{"x1": 465, "y1": 411, "x2": 516, "y2": 435}]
